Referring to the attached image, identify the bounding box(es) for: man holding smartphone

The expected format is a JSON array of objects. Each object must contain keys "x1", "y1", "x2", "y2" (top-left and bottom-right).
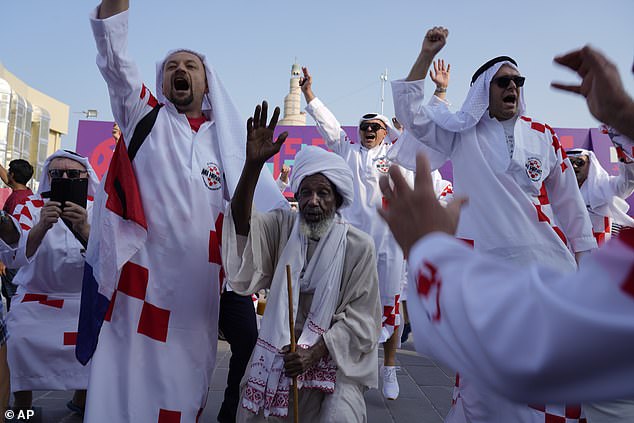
[{"x1": 0, "y1": 150, "x2": 98, "y2": 415}]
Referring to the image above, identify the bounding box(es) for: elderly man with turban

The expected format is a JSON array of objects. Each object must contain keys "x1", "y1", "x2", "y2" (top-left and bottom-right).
[
  {"x1": 223, "y1": 103, "x2": 381, "y2": 422},
  {"x1": 386, "y1": 27, "x2": 596, "y2": 423}
]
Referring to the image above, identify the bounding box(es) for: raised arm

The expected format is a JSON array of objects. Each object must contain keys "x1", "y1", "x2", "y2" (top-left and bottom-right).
[
  {"x1": 231, "y1": 101, "x2": 288, "y2": 236},
  {"x1": 301, "y1": 67, "x2": 349, "y2": 153},
  {"x1": 91, "y1": 0, "x2": 151, "y2": 137},
  {"x1": 97, "y1": 0, "x2": 128, "y2": 18},
  {"x1": 406, "y1": 27, "x2": 448, "y2": 82},
  {"x1": 552, "y1": 46, "x2": 634, "y2": 140},
  {"x1": 0, "y1": 163, "x2": 8, "y2": 187}
]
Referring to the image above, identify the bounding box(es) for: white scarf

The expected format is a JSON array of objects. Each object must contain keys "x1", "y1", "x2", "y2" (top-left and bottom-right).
[
  {"x1": 425, "y1": 61, "x2": 527, "y2": 133},
  {"x1": 571, "y1": 149, "x2": 634, "y2": 226},
  {"x1": 242, "y1": 213, "x2": 348, "y2": 418},
  {"x1": 156, "y1": 49, "x2": 287, "y2": 212}
]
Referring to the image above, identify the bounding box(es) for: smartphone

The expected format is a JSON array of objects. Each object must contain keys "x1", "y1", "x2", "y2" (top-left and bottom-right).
[{"x1": 49, "y1": 178, "x2": 88, "y2": 209}]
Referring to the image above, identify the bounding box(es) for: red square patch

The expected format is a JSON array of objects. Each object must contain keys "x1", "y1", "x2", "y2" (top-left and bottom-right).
[
  {"x1": 137, "y1": 301, "x2": 170, "y2": 342},
  {"x1": 118, "y1": 262, "x2": 149, "y2": 300},
  {"x1": 158, "y1": 409, "x2": 181, "y2": 423}
]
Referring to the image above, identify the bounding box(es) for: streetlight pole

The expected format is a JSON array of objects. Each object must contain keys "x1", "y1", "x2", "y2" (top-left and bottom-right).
[{"x1": 380, "y1": 68, "x2": 388, "y2": 115}]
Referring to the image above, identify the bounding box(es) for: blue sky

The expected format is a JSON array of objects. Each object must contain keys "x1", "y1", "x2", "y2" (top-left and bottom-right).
[{"x1": 2, "y1": 0, "x2": 633, "y2": 150}]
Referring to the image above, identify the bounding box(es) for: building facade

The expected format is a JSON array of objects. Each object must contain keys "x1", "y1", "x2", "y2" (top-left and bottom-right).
[{"x1": 0, "y1": 62, "x2": 68, "y2": 188}]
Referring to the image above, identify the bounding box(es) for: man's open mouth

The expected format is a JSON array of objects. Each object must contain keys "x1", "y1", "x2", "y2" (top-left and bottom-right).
[
  {"x1": 503, "y1": 94, "x2": 517, "y2": 105},
  {"x1": 174, "y1": 77, "x2": 190, "y2": 91},
  {"x1": 365, "y1": 134, "x2": 376, "y2": 140}
]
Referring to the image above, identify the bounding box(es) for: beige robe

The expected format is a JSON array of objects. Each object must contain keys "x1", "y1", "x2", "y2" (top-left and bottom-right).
[{"x1": 223, "y1": 208, "x2": 381, "y2": 422}]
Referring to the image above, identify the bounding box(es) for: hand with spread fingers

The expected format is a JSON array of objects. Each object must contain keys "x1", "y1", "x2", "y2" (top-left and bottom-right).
[
  {"x1": 552, "y1": 46, "x2": 634, "y2": 139},
  {"x1": 377, "y1": 154, "x2": 467, "y2": 258},
  {"x1": 430, "y1": 59, "x2": 451, "y2": 90},
  {"x1": 246, "y1": 101, "x2": 288, "y2": 166}
]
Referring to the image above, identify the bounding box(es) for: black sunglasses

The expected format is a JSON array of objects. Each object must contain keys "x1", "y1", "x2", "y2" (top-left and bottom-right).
[
  {"x1": 569, "y1": 157, "x2": 588, "y2": 168},
  {"x1": 491, "y1": 75, "x2": 525, "y2": 88},
  {"x1": 48, "y1": 169, "x2": 88, "y2": 179},
  {"x1": 359, "y1": 122, "x2": 386, "y2": 132}
]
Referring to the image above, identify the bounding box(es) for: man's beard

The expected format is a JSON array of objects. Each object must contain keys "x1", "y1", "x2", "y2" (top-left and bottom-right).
[
  {"x1": 169, "y1": 90, "x2": 194, "y2": 108},
  {"x1": 299, "y1": 212, "x2": 335, "y2": 240}
]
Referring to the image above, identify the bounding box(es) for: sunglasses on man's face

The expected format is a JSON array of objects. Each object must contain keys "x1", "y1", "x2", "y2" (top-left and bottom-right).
[
  {"x1": 569, "y1": 158, "x2": 588, "y2": 168},
  {"x1": 48, "y1": 169, "x2": 88, "y2": 179},
  {"x1": 359, "y1": 122, "x2": 386, "y2": 132},
  {"x1": 491, "y1": 75, "x2": 526, "y2": 89}
]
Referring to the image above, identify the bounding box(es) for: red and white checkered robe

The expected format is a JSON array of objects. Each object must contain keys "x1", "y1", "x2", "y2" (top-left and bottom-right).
[
  {"x1": 84, "y1": 9, "x2": 286, "y2": 423},
  {"x1": 305, "y1": 98, "x2": 414, "y2": 343},
  {"x1": 391, "y1": 79, "x2": 597, "y2": 422},
  {"x1": 0, "y1": 195, "x2": 92, "y2": 391},
  {"x1": 406, "y1": 229, "x2": 634, "y2": 421}
]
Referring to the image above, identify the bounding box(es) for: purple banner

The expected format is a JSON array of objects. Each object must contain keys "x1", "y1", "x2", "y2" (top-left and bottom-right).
[
  {"x1": 76, "y1": 120, "x2": 117, "y2": 180},
  {"x1": 75, "y1": 120, "x2": 632, "y2": 213}
]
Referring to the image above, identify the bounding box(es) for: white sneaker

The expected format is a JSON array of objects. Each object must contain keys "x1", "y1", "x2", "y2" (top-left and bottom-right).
[{"x1": 382, "y1": 366, "x2": 399, "y2": 400}]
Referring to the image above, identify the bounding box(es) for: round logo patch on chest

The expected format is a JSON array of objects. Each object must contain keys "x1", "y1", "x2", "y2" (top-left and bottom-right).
[
  {"x1": 201, "y1": 162, "x2": 222, "y2": 190},
  {"x1": 525, "y1": 157, "x2": 543, "y2": 182},
  {"x1": 374, "y1": 156, "x2": 390, "y2": 174}
]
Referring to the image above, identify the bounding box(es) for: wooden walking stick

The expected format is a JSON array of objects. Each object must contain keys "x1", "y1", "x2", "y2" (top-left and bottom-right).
[{"x1": 286, "y1": 264, "x2": 299, "y2": 423}]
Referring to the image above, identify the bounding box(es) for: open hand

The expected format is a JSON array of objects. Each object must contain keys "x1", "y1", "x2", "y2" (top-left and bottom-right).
[
  {"x1": 430, "y1": 59, "x2": 451, "y2": 89},
  {"x1": 378, "y1": 154, "x2": 467, "y2": 257},
  {"x1": 246, "y1": 101, "x2": 288, "y2": 166}
]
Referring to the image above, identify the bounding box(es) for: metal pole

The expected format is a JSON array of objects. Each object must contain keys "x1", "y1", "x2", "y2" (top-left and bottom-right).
[{"x1": 380, "y1": 68, "x2": 388, "y2": 114}]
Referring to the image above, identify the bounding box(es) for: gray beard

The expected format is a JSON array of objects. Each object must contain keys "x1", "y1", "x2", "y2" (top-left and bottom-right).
[{"x1": 299, "y1": 214, "x2": 335, "y2": 240}]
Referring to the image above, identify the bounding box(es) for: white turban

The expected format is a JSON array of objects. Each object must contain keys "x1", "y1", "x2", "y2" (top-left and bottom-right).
[
  {"x1": 290, "y1": 146, "x2": 354, "y2": 208},
  {"x1": 38, "y1": 149, "x2": 100, "y2": 197}
]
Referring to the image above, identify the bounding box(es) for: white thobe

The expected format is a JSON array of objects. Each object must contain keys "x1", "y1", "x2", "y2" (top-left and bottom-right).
[
  {"x1": 391, "y1": 79, "x2": 596, "y2": 423},
  {"x1": 224, "y1": 208, "x2": 381, "y2": 422},
  {"x1": 0, "y1": 196, "x2": 92, "y2": 391},
  {"x1": 305, "y1": 98, "x2": 413, "y2": 341},
  {"x1": 406, "y1": 230, "x2": 634, "y2": 405},
  {"x1": 87, "y1": 10, "x2": 229, "y2": 423},
  {"x1": 582, "y1": 160, "x2": 634, "y2": 245}
]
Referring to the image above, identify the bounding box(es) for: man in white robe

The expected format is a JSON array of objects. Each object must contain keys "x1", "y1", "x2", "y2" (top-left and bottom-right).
[
  {"x1": 223, "y1": 104, "x2": 381, "y2": 422},
  {"x1": 0, "y1": 150, "x2": 98, "y2": 413},
  {"x1": 298, "y1": 66, "x2": 421, "y2": 399},
  {"x1": 388, "y1": 27, "x2": 596, "y2": 423},
  {"x1": 375, "y1": 45, "x2": 634, "y2": 419},
  {"x1": 81, "y1": 2, "x2": 286, "y2": 422},
  {"x1": 566, "y1": 146, "x2": 634, "y2": 245}
]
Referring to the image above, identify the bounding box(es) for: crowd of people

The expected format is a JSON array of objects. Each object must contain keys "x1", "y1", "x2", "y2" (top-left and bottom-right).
[{"x1": 0, "y1": 1, "x2": 633, "y2": 423}]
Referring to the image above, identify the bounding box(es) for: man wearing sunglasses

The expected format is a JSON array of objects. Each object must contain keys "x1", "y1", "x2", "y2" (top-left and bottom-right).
[
  {"x1": 0, "y1": 150, "x2": 99, "y2": 415},
  {"x1": 299, "y1": 66, "x2": 419, "y2": 400},
  {"x1": 387, "y1": 27, "x2": 595, "y2": 422},
  {"x1": 566, "y1": 144, "x2": 634, "y2": 247}
]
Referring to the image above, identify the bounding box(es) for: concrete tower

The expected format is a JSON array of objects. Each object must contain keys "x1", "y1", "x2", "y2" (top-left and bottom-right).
[{"x1": 278, "y1": 61, "x2": 306, "y2": 126}]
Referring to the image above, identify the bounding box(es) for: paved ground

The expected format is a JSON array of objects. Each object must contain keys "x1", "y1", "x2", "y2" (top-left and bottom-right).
[{"x1": 7, "y1": 339, "x2": 454, "y2": 423}]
